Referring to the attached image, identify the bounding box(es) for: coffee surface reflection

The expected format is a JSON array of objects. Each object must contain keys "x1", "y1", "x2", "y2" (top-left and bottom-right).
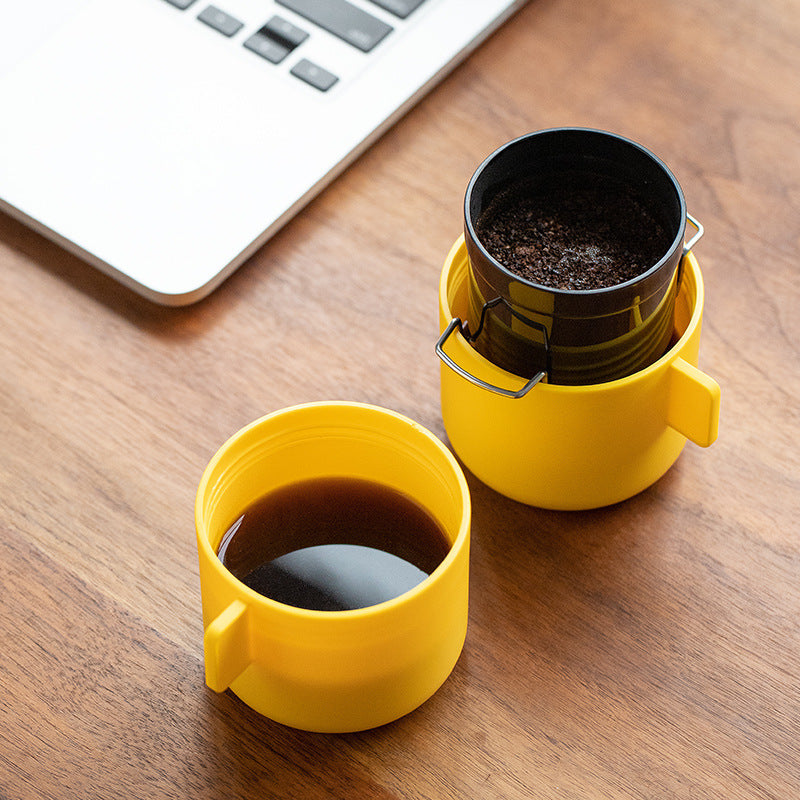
[{"x1": 217, "y1": 476, "x2": 451, "y2": 611}]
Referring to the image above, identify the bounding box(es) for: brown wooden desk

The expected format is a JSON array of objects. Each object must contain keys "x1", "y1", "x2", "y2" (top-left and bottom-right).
[{"x1": 1, "y1": 1, "x2": 798, "y2": 797}]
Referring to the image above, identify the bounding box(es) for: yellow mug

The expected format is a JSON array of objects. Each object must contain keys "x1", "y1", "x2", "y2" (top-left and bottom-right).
[
  {"x1": 437, "y1": 237, "x2": 721, "y2": 510},
  {"x1": 195, "y1": 402, "x2": 471, "y2": 732}
]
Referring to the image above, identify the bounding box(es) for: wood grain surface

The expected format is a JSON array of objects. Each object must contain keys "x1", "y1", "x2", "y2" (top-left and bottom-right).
[{"x1": 1, "y1": 0, "x2": 798, "y2": 797}]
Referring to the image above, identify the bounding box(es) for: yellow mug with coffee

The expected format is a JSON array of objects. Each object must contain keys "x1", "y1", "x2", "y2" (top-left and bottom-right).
[{"x1": 195, "y1": 402, "x2": 471, "y2": 733}]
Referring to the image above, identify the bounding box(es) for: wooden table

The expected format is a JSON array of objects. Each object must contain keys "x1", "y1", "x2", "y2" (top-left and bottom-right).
[{"x1": 2, "y1": 0, "x2": 798, "y2": 797}]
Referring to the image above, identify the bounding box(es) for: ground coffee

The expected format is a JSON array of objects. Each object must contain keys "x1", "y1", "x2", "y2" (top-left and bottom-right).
[{"x1": 475, "y1": 173, "x2": 672, "y2": 290}]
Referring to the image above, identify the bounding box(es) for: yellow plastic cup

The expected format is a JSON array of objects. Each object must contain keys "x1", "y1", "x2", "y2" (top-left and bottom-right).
[
  {"x1": 437, "y1": 237, "x2": 721, "y2": 510},
  {"x1": 195, "y1": 402, "x2": 471, "y2": 733}
]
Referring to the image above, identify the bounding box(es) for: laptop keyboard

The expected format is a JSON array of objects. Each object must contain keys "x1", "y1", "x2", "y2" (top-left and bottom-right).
[
  {"x1": 276, "y1": 0, "x2": 393, "y2": 52},
  {"x1": 162, "y1": 0, "x2": 428, "y2": 91}
]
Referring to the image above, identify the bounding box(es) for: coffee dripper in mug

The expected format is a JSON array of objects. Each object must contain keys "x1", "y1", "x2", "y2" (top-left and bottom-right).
[
  {"x1": 454, "y1": 128, "x2": 703, "y2": 387},
  {"x1": 435, "y1": 128, "x2": 720, "y2": 509}
]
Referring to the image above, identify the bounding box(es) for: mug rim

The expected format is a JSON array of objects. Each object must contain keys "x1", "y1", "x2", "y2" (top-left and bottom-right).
[
  {"x1": 463, "y1": 126, "x2": 688, "y2": 297},
  {"x1": 195, "y1": 401, "x2": 471, "y2": 621}
]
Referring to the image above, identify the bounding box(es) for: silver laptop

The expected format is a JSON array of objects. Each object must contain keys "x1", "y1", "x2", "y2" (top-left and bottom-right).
[{"x1": 0, "y1": 0, "x2": 527, "y2": 305}]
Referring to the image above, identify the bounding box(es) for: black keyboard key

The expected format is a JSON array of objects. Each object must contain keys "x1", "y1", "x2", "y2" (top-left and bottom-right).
[
  {"x1": 198, "y1": 6, "x2": 243, "y2": 36},
  {"x1": 291, "y1": 59, "x2": 339, "y2": 91},
  {"x1": 367, "y1": 0, "x2": 426, "y2": 19},
  {"x1": 162, "y1": 0, "x2": 196, "y2": 8},
  {"x1": 243, "y1": 33, "x2": 291, "y2": 63},
  {"x1": 262, "y1": 15, "x2": 309, "y2": 50},
  {"x1": 275, "y1": 0, "x2": 393, "y2": 52}
]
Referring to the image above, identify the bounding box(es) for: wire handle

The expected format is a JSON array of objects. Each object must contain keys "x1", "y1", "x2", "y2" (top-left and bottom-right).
[
  {"x1": 684, "y1": 213, "x2": 704, "y2": 255},
  {"x1": 435, "y1": 318, "x2": 546, "y2": 399}
]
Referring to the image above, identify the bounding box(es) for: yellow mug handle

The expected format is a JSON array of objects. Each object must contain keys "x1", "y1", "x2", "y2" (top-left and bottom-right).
[
  {"x1": 203, "y1": 599, "x2": 251, "y2": 693},
  {"x1": 666, "y1": 357, "x2": 721, "y2": 447}
]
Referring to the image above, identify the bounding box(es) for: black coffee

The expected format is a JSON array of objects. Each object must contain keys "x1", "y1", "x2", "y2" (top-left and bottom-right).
[
  {"x1": 476, "y1": 173, "x2": 672, "y2": 290},
  {"x1": 217, "y1": 476, "x2": 451, "y2": 611}
]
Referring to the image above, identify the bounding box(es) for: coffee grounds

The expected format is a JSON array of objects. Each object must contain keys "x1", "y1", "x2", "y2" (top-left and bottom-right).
[{"x1": 475, "y1": 174, "x2": 673, "y2": 290}]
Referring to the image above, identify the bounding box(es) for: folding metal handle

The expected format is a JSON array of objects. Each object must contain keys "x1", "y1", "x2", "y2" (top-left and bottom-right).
[
  {"x1": 435, "y1": 318, "x2": 545, "y2": 399},
  {"x1": 683, "y1": 213, "x2": 704, "y2": 256}
]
